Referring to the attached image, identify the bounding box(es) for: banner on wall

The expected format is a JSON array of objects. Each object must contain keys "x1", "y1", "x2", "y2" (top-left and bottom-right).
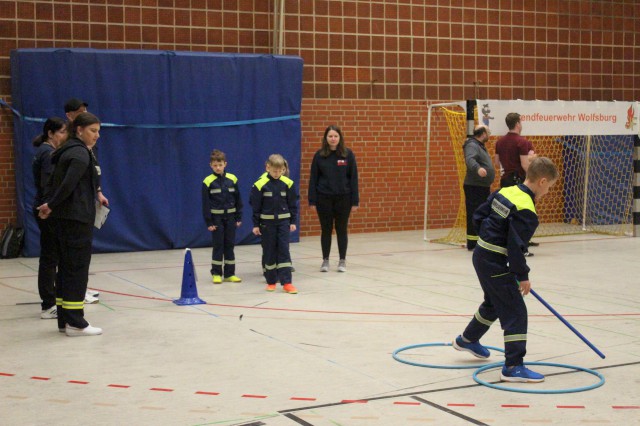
[{"x1": 477, "y1": 100, "x2": 639, "y2": 136}]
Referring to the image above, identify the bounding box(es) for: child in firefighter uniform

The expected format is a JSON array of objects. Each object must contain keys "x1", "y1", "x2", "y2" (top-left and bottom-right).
[
  {"x1": 250, "y1": 154, "x2": 298, "y2": 294},
  {"x1": 202, "y1": 149, "x2": 242, "y2": 284},
  {"x1": 452, "y1": 157, "x2": 558, "y2": 383}
]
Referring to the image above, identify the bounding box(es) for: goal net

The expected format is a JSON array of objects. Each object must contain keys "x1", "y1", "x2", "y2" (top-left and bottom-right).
[{"x1": 428, "y1": 100, "x2": 638, "y2": 245}]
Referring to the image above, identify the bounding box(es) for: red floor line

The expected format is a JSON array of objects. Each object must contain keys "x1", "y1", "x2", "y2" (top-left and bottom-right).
[
  {"x1": 108, "y1": 384, "x2": 130, "y2": 388},
  {"x1": 394, "y1": 401, "x2": 421, "y2": 406},
  {"x1": 242, "y1": 394, "x2": 267, "y2": 399},
  {"x1": 612, "y1": 406, "x2": 640, "y2": 409},
  {"x1": 557, "y1": 405, "x2": 585, "y2": 409},
  {"x1": 448, "y1": 403, "x2": 475, "y2": 407},
  {"x1": 195, "y1": 391, "x2": 220, "y2": 396},
  {"x1": 0, "y1": 372, "x2": 15, "y2": 376},
  {"x1": 31, "y1": 376, "x2": 50, "y2": 381},
  {"x1": 68, "y1": 380, "x2": 89, "y2": 385},
  {"x1": 149, "y1": 388, "x2": 173, "y2": 392},
  {"x1": 85, "y1": 288, "x2": 640, "y2": 318},
  {"x1": 501, "y1": 404, "x2": 530, "y2": 408},
  {"x1": 290, "y1": 397, "x2": 316, "y2": 401},
  {"x1": 342, "y1": 400, "x2": 368, "y2": 404}
]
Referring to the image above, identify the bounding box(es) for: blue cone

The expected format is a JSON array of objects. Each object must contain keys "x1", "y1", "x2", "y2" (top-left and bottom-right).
[{"x1": 173, "y1": 248, "x2": 206, "y2": 306}]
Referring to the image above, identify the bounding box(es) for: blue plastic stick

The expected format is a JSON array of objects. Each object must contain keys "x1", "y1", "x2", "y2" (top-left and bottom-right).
[{"x1": 530, "y1": 289, "x2": 606, "y2": 359}]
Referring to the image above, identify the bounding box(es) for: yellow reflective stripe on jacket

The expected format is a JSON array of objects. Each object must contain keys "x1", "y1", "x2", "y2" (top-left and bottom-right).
[
  {"x1": 203, "y1": 173, "x2": 238, "y2": 185},
  {"x1": 478, "y1": 238, "x2": 507, "y2": 255},
  {"x1": 254, "y1": 174, "x2": 294, "y2": 190},
  {"x1": 61, "y1": 300, "x2": 84, "y2": 310},
  {"x1": 280, "y1": 175, "x2": 293, "y2": 188},
  {"x1": 254, "y1": 176, "x2": 270, "y2": 190},
  {"x1": 499, "y1": 186, "x2": 536, "y2": 214},
  {"x1": 504, "y1": 334, "x2": 527, "y2": 343},
  {"x1": 466, "y1": 235, "x2": 479, "y2": 241},
  {"x1": 203, "y1": 174, "x2": 217, "y2": 186}
]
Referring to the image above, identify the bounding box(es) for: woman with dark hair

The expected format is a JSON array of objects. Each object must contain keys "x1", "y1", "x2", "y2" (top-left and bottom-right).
[
  {"x1": 32, "y1": 117, "x2": 67, "y2": 320},
  {"x1": 38, "y1": 112, "x2": 103, "y2": 336},
  {"x1": 308, "y1": 125, "x2": 359, "y2": 273}
]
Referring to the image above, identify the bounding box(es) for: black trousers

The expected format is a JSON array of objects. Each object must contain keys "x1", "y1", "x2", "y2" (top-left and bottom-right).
[
  {"x1": 35, "y1": 212, "x2": 58, "y2": 310},
  {"x1": 315, "y1": 194, "x2": 352, "y2": 259},
  {"x1": 209, "y1": 215, "x2": 237, "y2": 277},
  {"x1": 463, "y1": 185, "x2": 490, "y2": 250},
  {"x1": 462, "y1": 249, "x2": 528, "y2": 367},
  {"x1": 52, "y1": 218, "x2": 93, "y2": 329},
  {"x1": 261, "y1": 219, "x2": 292, "y2": 285}
]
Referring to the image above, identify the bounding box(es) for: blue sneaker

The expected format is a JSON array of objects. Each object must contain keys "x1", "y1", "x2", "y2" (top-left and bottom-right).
[
  {"x1": 452, "y1": 335, "x2": 490, "y2": 359},
  {"x1": 501, "y1": 365, "x2": 545, "y2": 383}
]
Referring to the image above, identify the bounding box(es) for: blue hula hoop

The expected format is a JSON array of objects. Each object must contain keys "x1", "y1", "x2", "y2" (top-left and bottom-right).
[
  {"x1": 392, "y1": 342, "x2": 505, "y2": 369},
  {"x1": 473, "y1": 361, "x2": 605, "y2": 394}
]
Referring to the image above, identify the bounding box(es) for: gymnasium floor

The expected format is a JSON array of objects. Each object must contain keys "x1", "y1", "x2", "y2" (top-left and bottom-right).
[{"x1": 1, "y1": 230, "x2": 639, "y2": 426}]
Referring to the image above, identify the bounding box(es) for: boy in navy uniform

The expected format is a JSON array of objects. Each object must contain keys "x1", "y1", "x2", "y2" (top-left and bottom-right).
[
  {"x1": 202, "y1": 150, "x2": 242, "y2": 284},
  {"x1": 453, "y1": 157, "x2": 558, "y2": 382},
  {"x1": 250, "y1": 154, "x2": 298, "y2": 294}
]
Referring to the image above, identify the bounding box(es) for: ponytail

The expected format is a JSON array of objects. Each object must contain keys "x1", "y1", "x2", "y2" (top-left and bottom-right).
[{"x1": 32, "y1": 117, "x2": 66, "y2": 147}]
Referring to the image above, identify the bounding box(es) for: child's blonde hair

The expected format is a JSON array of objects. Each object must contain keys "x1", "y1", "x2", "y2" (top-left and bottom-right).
[
  {"x1": 267, "y1": 153, "x2": 286, "y2": 169},
  {"x1": 526, "y1": 156, "x2": 558, "y2": 182}
]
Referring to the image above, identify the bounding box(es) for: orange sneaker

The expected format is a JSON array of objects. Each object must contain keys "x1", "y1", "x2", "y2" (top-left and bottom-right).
[
  {"x1": 282, "y1": 283, "x2": 298, "y2": 294},
  {"x1": 266, "y1": 284, "x2": 276, "y2": 292}
]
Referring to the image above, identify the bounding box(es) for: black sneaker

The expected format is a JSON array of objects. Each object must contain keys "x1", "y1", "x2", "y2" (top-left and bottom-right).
[
  {"x1": 524, "y1": 251, "x2": 534, "y2": 257},
  {"x1": 528, "y1": 241, "x2": 540, "y2": 247}
]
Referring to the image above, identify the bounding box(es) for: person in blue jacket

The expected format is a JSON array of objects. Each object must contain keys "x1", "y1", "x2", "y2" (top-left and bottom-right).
[
  {"x1": 201, "y1": 149, "x2": 242, "y2": 284},
  {"x1": 453, "y1": 157, "x2": 558, "y2": 382},
  {"x1": 250, "y1": 154, "x2": 298, "y2": 294}
]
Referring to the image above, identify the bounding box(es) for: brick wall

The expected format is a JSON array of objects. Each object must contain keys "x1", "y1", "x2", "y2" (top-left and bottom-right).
[{"x1": 1, "y1": 0, "x2": 639, "y2": 238}]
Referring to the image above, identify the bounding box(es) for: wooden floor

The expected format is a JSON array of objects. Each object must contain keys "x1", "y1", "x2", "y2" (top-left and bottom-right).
[{"x1": 1, "y1": 230, "x2": 639, "y2": 425}]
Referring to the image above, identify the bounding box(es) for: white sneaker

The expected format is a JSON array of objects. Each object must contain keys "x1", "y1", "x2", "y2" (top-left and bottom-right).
[
  {"x1": 40, "y1": 306, "x2": 58, "y2": 319},
  {"x1": 65, "y1": 324, "x2": 103, "y2": 337},
  {"x1": 337, "y1": 259, "x2": 347, "y2": 272},
  {"x1": 84, "y1": 292, "x2": 99, "y2": 304},
  {"x1": 320, "y1": 259, "x2": 330, "y2": 272},
  {"x1": 86, "y1": 289, "x2": 99, "y2": 298}
]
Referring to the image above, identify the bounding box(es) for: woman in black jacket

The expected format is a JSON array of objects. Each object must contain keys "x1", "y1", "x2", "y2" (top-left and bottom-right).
[
  {"x1": 308, "y1": 125, "x2": 359, "y2": 273},
  {"x1": 38, "y1": 112, "x2": 103, "y2": 337},
  {"x1": 32, "y1": 117, "x2": 67, "y2": 320}
]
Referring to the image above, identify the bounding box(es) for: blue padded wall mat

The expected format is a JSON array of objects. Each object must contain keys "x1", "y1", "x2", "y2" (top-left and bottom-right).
[{"x1": 10, "y1": 48, "x2": 302, "y2": 256}]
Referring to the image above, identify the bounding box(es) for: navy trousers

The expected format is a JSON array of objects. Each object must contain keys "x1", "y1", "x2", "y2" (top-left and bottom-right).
[
  {"x1": 261, "y1": 219, "x2": 292, "y2": 285},
  {"x1": 462, "y1": 248, "x2": 528, "y2": 367},
  {"x1": 210, "y1": 215, "x2": 237, "y2": 277}
]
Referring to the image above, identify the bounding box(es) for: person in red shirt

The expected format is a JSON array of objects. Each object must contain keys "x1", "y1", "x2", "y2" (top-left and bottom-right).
[
  {"x1": 494, "y1": 112, "x2": 539, "y2": 254},
  {"x1": 494, "y1": 112, "x2": 536, "y2": 188}
]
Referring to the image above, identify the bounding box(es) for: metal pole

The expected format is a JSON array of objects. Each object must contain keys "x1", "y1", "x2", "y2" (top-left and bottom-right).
[
  {"x1": 581, "y1": 135, "x2": 592, "y2": 231},
  {"x1": 423, "y1": 101, "x2": 467, "y2": 241}
]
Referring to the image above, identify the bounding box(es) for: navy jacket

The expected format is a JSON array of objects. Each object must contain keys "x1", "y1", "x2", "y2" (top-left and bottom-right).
[
  {"x1": 473, "y1": 184, "x2": 538, "y2": 281},
  {"x1": 250, "y1": 174, "x2": 298, "y2": 227},
  {"x1": 308, "y1": 149, "x2": 359, "y2": 206},
  {"x1": 201, "y1": 171, "x2": 242, "y2": 226}
]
